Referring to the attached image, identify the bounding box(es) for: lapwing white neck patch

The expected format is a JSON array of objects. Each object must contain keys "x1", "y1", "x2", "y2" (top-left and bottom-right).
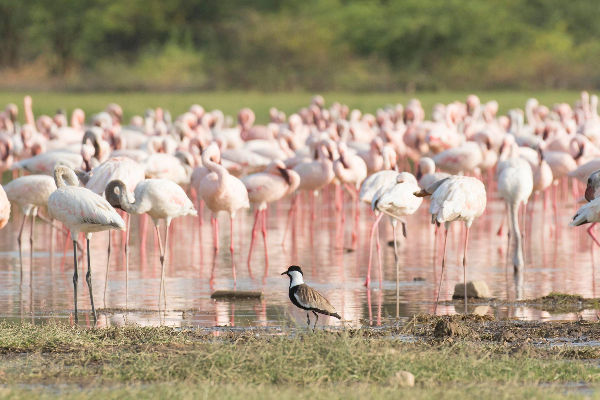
[{"x1": 288, "y1": 270, "x2": 304, "y2": 287}]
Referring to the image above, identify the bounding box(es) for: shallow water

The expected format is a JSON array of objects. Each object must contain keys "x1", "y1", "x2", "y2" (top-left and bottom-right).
[{"x1": 0, "y1": 181, "x2": 598, "y2": 328}]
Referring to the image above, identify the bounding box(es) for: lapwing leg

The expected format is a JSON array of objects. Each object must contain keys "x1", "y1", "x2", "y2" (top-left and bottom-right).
[
  {"x1": 306, "y1": 312, "x2": 311, "y2": 328},
  {"x1": 312, "y1": 311, "x2": 319, "y2": 330},
  {"x1": 72, "y1": 240, "x2": 79, "y2": 323},
  {"x1": 85, "y1": 239, "x2": 97, "y2": 324}
]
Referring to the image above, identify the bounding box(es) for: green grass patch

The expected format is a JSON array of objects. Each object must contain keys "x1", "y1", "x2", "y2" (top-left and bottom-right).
[
  {"x1": 0, "y1": 90, "x2": 582, "y2": 125},
  {"x1": 1, "y1": 320, "x2": 600, "y2": 399}
]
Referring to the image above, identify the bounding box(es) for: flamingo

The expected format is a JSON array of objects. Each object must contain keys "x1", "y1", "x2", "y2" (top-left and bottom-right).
[
  {"x1": 415, "y1": 176, "x2": 487, "y2": 313},
  {"x1": 370, "y1": 173, "x2": 423, "y2": 285},
  {"x1": 333, "y1": 142, "x2": 368, "y2": 248},
  {"x1": 242, "y1": 160, "x2": 300, "y2": 272},
  {"x1": 416, "y1": 157, "x2": 450, "y2": 189},
  {"x1": 47, "y1": 166, "x2": 126, "y2": 324},
  {"x1": 498, "y1": 161, "x2": 533, "y2": 271},
  {"x1": 359, "y1": 165, "x2": 398, "y2": 287},
  {"x1": 78, "y1": 156, "x2": 146, "y2": 306},
  {"x1": 12, "y1": 151, "x2": 83, "y2": 175},
  {"x1": 105, "y1": 178, "x2": 196, "y2": 308},
  {"x1": 198, "y1": 142, "x2": 249, "y2": 285},
  {"x1": 0, "y1": 185, "x2": 9, "y2": 229},
  {"x1": 4, "y1": 175, "x2": 57, "y2": 271}
]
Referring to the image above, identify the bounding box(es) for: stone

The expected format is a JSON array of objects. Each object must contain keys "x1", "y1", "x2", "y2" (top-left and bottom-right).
[
  {"x1": 390, "y1": 371, "x2": 415, "y2": 387},
  {"x1": 453, "y1": 280, "x2": 491, "y2": 299}
]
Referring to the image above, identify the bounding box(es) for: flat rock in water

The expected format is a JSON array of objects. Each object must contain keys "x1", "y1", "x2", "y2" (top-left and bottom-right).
[
  {"x1": 211, "y1": 291, "x2": 263, "y2": 300},
  {"x1": 389, "y1": 371, "x2": 415, "y2": 387},
  {"x1": 453, "y1": 280, "x2": 491, "y2": 299}
]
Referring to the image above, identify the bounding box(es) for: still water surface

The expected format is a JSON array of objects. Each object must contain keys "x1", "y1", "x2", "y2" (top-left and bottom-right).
[{"x1": 0, "y1": 184, "x2": 597, "y2": 328}]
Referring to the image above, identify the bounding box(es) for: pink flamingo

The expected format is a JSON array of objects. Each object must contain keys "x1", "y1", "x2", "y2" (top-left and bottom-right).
[
  {"x1": 242, "y1": 160, "x2": 300, "y2": 272},
  {"x1": 4, "y1": 175, "x2": 57, "y2": 271},
  {"x1": 415, "y1": 176, "x2": 487, "y2": 314},
  {"x1": 105, "y1": 178, "x2": 196, "y2": 309},
  {"x1": 333, "y1": 142, "x2": 367, "y2": 248},
  {"x1": 78, "y1": 156, "x2": 145, "y2": 306},
  {"x1": 282, "y1": 139, "x2": 335, "y2": 245},
  {"x1": 198, "y1": 143, "x2": 249, "y2": 286},
  {"x1": 48, "y1": 166, "x2": 126, "y2": 324}
]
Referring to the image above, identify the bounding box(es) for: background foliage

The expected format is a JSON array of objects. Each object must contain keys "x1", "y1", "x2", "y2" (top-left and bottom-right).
[{"x1": 2, "y1": 0, "x2": 600, "y2": 91}]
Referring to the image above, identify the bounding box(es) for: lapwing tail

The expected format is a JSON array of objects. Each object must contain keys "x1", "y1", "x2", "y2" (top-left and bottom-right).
[{"x1": 332, "y1": 313, "x2": 341, "y2": 320}]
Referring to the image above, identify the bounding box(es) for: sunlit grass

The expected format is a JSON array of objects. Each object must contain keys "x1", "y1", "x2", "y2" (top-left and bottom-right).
[
  {"x1": 1, "y1": 321, "x2": 600, "y2": 399},
  {"x1": 0, "y1": 91, "x2": 582, "y2": 125}
]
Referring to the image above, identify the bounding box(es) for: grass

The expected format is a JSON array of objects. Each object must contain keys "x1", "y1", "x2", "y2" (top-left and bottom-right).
[
  {"x1": 0, "y1": 90, "x2": 583, "y2": 125},
  {"x1": 1, "y1": 320, "x2": 600, "y2": 399}
]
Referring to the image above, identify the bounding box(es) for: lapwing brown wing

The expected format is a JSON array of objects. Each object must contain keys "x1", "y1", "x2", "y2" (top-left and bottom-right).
[{"x1": 281, "y1": 265, "x2": 341, "y2": 329}]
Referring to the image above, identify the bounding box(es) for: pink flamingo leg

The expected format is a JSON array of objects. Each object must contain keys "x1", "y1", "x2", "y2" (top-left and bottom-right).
[
  {"x1": 140, "y1": 213, "x2": 148, "y2": 250},
  {"x1": 230, "y1": 217, "x2": 236, "y2": 286},
  {"x1": 282, "y1": 195, "x2": 298, "y2": 245},
  {"x1": 376, "y1": 221, "x2": 383, "y2": 287},
  {"x1": 60, "y1": 230, "x2": 70, "y2": 272},
  {"x1": 261, "y1": 209, "x2": 269, "y2": 279},
  {"x1": 364, "y1": 213, "x2": 384, "y2": 287},
  {"x1": 588, "y1": 223, "x2": 600, "y2": 248},
  {"x1": 310, "y1": 191, "x2": 316, "y2": 221},
  {"x1": 247, "y1": 209, "x2": 260, "y2": 274},
  {"x1": 497, "y1": 204, "x2": 506, "y2": 236}
]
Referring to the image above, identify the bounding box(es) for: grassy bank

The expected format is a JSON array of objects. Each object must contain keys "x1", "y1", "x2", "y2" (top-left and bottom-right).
[
  {"x1": 1, "y1": 318, "x2": 600, "y2": 399},
  {"x1": 0, "y1": 91, "x2": 581, "y2": 125}
]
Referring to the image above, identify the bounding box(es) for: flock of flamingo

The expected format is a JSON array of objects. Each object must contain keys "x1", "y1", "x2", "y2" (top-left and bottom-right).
[{"x1": 0, "y1": 93, "x2": 599, "y2": 324}]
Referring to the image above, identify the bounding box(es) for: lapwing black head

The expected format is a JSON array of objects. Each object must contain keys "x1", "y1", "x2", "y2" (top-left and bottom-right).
[{"x1": 281, "y1": 265, "x2": 341, "y2": 330}]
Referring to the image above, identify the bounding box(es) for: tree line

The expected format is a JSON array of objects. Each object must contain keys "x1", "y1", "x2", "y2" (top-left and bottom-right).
[{"x1": 1, "y1": 0, "x2": 600, "y2": 91}]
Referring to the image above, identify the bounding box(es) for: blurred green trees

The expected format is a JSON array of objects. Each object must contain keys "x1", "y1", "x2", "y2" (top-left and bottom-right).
[{"x1": 1, "y1": 0, "x2": 600, "y2": 91}]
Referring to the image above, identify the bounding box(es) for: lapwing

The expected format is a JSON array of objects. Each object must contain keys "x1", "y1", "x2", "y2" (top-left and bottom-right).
[{"x1": 281, "y1": 265, "x2": 341, "y2": 329}]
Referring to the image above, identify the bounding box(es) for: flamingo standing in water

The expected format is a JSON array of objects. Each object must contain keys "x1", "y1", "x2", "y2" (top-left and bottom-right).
[
  {"x1": 48, "y1": 166, "x2": 126, "y2": 323},
  {"x1": 105, "y1": 178, "x2": 196, "y2": 309},
  {"x1": 4, "y1": 175, "x2": 56, "y2": 271},
  {"x1": 359, "y1": 147, "x2": 398, "y2": 287},
  {"x1": 415, "y1": 176, "x2": 487, "y2": 314},
  {"x1": 371, "y1": 173, "x2": 423, "y2": 284},
  {"x1": 242, "y1": 160, "x2": 300, "y2": 274},
  {"x1": 198, "y1": 143, "x2": 249, "y2": 286},
  {"x1": 498, "y1": 161, "x2": 533, "y2": 271},
  {"x1": 333, "y1": 142, "x2": 367, "y2": 248},
  {"x1": 78, "y1": 156, "x2": 145, "y2": 305}
]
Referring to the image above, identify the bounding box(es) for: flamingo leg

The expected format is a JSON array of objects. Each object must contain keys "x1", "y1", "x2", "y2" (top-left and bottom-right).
[
  {"x1": 282, "y1": 194, "x2": 298, "y2": 246},
  {"x1": 156, "y1": 225, "x2": 167, "y2": 310},
  {"x1": 497, "y1": 204, "x2": 506, "y2": 236},
  {"x1": 17, "y1": 214, "x2": 27, "y2": 276},
  {"x1": 230, "y1": 216, "x2": 236, "y2": 286},
  {"x1": 140, "y1": 213, "x2": 148, "y2": 249},
  {"x1": 364, "y1": 213, "x2": 384, "y2": 287},
  {"x1": 125, "y1": 214, "x2": 131, "y2": 309},
  {"x1": 261, "y1": 208, "x2": 269, "y2": 278},
  {"x1": 434, "y1": 227, "x2": 450, "y2": 315},
  {"x1": 60, "y1": 230, "x2": 70, "y2": 272},
  {"x1": 29, "y1": 210, "x2": 36, "y2": 311},
  {"x1": 376, "y1": 221, "x2": 383, "y2": 287},
  {"x1": 103, "y1": 232, "x2": 112, "y2": 308},
  {"x1": 247, "y1": 209, "x2": 260, "y2": 268},
  {"x1": 85, "y1": 238, "x2": 97, "y2": 324},
  {"x1": 463, "y1": 226, "x2": 470, "y2": 314},
  {"x1": 310, "y1": 191, "x2": 316, "y2": 221},
  {"x1": 588, "y1": 223, "x2": 600, "y2": 248},
  {"x1": 393, "y1": 223, "x2": 400, "y2": 318},
  {"x1": 73, "y1": 240, "x2": 79, "y2": 323}
]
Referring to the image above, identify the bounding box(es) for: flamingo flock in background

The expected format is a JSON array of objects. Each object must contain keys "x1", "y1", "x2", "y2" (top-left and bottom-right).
[{"x1": 2, "y1": 91, "x2": 600, "y2": 324}]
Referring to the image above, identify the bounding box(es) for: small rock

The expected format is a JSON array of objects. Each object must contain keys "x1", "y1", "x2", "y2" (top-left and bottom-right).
[
  {"x1": 413, "y1": 277, "x2": 426, "y2": 282},
  {"x1": 453, "y1": 280, "x2": 491, "y2": 299},
  {"x1": 389, "y1": 371, "x2": 415, "y2": 387}
]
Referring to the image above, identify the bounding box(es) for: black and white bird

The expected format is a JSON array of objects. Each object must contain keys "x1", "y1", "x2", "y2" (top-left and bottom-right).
[{"x1": 281, "y1": 265, "x2": 341, "y2": 329}]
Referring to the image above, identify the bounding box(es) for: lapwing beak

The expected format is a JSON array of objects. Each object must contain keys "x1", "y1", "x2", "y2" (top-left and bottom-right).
[{"x1": 281, "y1": 271, "x2": 288, "y2": 275}]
